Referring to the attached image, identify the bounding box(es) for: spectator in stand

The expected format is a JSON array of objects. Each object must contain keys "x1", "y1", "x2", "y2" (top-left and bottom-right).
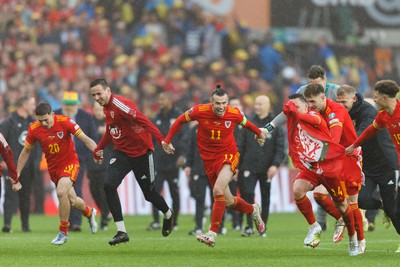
[{"x1": 258, "y1": 33, "x2": 284, "y2": 83}]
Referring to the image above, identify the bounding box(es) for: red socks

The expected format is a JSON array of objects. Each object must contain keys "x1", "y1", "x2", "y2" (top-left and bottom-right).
[
  {"x1": 82, "y1": 206, "x2": 92, "y2": 218},
  {"x1": 295, "y1": 195, "x2": 316, "y2": 225},
  {"x1": 210, "y1": 195, "x2": 226, "y2": 233},
  {"x1": 59, "y1": 221, "x2": 70, "y2": 235},
  {"x1": 232, "y1": 197, "x2": 254, "y2": 214},
  {"x1": 314, "y1": 193, "x2": 341, "y2": 220},
  {"x1": 350, "y1": 203, "x2": 365, "y2": 240}
]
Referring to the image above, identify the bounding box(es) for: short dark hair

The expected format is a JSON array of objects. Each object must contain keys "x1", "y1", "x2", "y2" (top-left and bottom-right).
[
  {"x1": 374, "y1": 80, "x2": 400, "y2": 98},
  {"x1": 90, "y1": 78, "x2": 109, "y2": 89},
  {"x1": 15, "y1": 95, "x2": 33, "y2": 107},
  {"x1": 304, "y1": 83, "x2": 324, "y2": 98},
  {"x1": 337, "y1": 84, "x2": 356, "y2": 97},
  {"x1": 211, "y1": 84, "x2": 228, "y2": 98},
  {"x1": 229, "y1": 96, "x2": 239, "y2": 102},
  {"x1": 289, "y1": 93, "x2": 308, "y2": 103},
  {"x1": 35, "y1": 102, "x2": 52, "y2": 116},
  {"x1": 307, "y1": 65, "x2": 326, "y2": 80}
]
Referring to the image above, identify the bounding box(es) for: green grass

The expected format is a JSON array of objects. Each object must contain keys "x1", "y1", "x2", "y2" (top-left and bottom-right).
[{"x1": 0, "y1": 213, "x2": 399, "y2": 267}]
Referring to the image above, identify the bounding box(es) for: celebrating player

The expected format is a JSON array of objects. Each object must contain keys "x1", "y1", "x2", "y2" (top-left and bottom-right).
[
  {"x1": 13, "y1": 102, "x2": 98, "y2": 245},
  {"x1": 162, "y1": 84, "x2": 267, "y2": 247}
]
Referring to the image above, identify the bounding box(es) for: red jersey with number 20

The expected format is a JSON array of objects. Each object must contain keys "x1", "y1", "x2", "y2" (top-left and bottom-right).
[
  {"x1": 25, "y1": 115, "x2": 81, "y2": 173},
  {"x1": 373, "y1": 100, "x2": 400, "y2": 159},
  {"x1": 181, "y1": 104, "x2": 261, "y2": 160}
]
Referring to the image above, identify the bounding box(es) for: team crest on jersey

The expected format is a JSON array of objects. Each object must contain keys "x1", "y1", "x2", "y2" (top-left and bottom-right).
[
  {"x1": 328, "y1": 113, "x2": 336, "y2": 119},
  {"x1": 109, "y1": 125, "x2": 122, "y2": 139},
  {"x1": 225, "y1": 121, "x2": 232, "y2": 128},
  {"x1": 110, "y1": 111, "x2": 114, "y2": 119},
  {"x1": 57, "y1": 131, "x2": 64, "y2": 139}
]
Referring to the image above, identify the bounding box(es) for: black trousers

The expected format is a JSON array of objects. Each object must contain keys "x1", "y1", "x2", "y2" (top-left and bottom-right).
[
  {"x1": 87, "y1": 168, "x2": 110, "y2": 226},
  {"x1": 238, "y1": 171, "x2": 271, "y2": 230},
  {"x1": 358, "y1": 169, "x2": 400, "y2": 235},
  {"x1": 104, "y1": 150, "x2": 170, "y2": 223},
  {"x1": 68, "y1": 158, "x2": 86, "y2": 227},
  {"x1": 189, "y1": 174, "x2": 212, "y2": 230},
  {"x1": 3, "y1": 166, "x2": 35, "y2": 230},
  {"x1": 151, "y1": 169, "x2": 180, "y2": 226}
]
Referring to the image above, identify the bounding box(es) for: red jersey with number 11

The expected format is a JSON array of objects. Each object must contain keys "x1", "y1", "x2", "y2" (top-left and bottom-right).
[{"x1": 169, "y1": 104, "x2": 261, "y2": 160}]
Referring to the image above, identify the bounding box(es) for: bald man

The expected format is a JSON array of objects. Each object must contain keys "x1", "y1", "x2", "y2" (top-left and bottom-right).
[{"x1": 237, "y1": 95, "x2": 286, "y2": 237}]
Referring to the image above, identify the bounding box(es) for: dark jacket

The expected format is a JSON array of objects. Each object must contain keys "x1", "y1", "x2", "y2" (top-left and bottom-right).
[
  {"x1": 238, "y1": 113, "x2": 286, "y2": 173},
  {"x1": 349, "y1": 93, "x2": 398, "y2": 174},
  {"x1": 184, "y1": 125, "x2": 206, "y2": 176},
  {"x1": 54, "y1": 108, "x2": 98, "y2": 161},
  {"x1": 152, "y1": 107, "x2": 187, "y2": 172},
  {"x1": 0, "y1": 112, "x2": 38, "y2": 174}
]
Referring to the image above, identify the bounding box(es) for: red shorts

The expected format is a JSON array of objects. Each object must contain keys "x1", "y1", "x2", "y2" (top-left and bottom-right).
[
  {"x1": 203, "y1": 152, "x2": 240, "y2": 188},
  {"x1": 341, "y1": 155, "x2": 362, "y2": 195},
  {"x1": 296, "y1": 169, "x2": 347, "y2": 203},
  {"x1": 49, "y1": 163, "x2": 80, "y2": 186},
  {"x1": 345, "y1": 181, "x2": 361, "y2": 195}
]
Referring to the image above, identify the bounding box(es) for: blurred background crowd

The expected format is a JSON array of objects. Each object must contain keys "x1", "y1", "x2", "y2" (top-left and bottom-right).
[{"x1": 1, "y1": 0, "x2": 399, "y2": 121}]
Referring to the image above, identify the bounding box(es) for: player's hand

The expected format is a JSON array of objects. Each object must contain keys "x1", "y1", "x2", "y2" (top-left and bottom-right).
[
  {"x1": 12, "y1": 181, "x2": 22, "y2": 192},
  {"x1": 345, "y1": 144, "x2": 355, "y2": 156},
  {"x1": 256, "y1": 128, "x2": 268, "y2": 147},
  {"x1": 93, "y1": 148, "x2": 103, "y2": 164},
  {"x1": 162, "y1": 141, "x2": 175, "y2": 154}
]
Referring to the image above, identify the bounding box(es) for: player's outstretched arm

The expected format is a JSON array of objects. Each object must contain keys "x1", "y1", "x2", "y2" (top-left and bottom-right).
[
  {"x1": 264, "y1": 112, "x2": 288, "y2": 133},
  {"x1": 78, "y1": 132, "x2": 97, "y2": 152},
  {"x1": 16, "y1": 147, "x2": 31, "y2": 179}
]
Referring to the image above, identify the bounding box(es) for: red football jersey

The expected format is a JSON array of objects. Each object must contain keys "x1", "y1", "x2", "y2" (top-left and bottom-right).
[
  {"x1": 373, "y1": 100, "x2": 400, "y2": 159},
  {"x1": 285, "y1": 102, "x2": 362, "y2": 183},
  {"x1": 0, "y1": 132, "x2": 17, "y2": 180},
  {"x1": 25, "y1": 115, "x2": 81, "y2": 173},
  {"x1": 322, "y1": 98, "x2": 358, "y2": 147},
  {"x1": 285, "y1": 107, "x2": 344, "y2": 174},
  {"x1": 97, "y1": 94, "x2": 164, "y2": 157},
  {"x1": 182, "y1": 104, "x2": 260, "y2": 160}
]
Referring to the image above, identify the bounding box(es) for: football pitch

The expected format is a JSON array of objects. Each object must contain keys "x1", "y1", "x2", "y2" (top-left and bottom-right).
[{"x1": 0, "y1": 212, "x2": 398, "y2": 267}]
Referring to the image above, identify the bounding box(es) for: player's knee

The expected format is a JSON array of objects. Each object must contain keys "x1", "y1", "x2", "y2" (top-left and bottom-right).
[
  {"x1": 293, "y1": 188, "x2": 306, "y2": 200},
  {"x1": 142, "y1": 191, "x2": 155, "y2": 202},
  {"x1": 56, "y1": 189, "x2": 67, "y2": 200},
  {"x1": 212, "y1": 187, "x2": 223, "y2": 196}
]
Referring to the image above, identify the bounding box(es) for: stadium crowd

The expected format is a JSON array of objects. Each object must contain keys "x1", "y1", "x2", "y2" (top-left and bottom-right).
[{"x1": 0, "y1": 0, "x2": 399, "y2": 120}]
